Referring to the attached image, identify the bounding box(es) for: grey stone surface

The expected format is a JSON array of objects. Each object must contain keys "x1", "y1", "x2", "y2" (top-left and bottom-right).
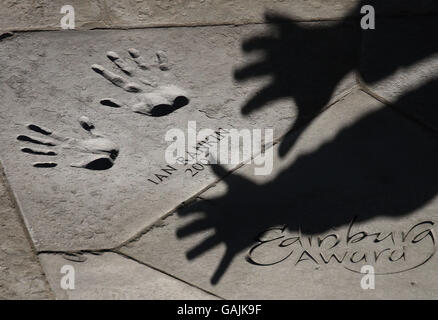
[
  {"x1": 1, "y1": 0, "x2": 105, "y2": 32},
  {"x1": 0, "y1": 26, "x2": 355, "y2": 251},
  {"x1": 0, "y1": 164, "x2": 53, "y2": 299},
  {"x1": 3, "y1": 1, "x2": 438, "y2": 32},
  {"x1": 39, "y1": 252, "x2": 218, "y2": 299},
  {"x1": 120, "y1": 90, "x2": 438, "y2": 299},
  {"x1": 1, "y1": 0, "x2": 360, "y2": 32},
  {"x1": 359, "y1": 16, "x2": 438, "y2": 129},
  {"x1": 105, "y1": 0, "x2": 360, "y2": 28}
]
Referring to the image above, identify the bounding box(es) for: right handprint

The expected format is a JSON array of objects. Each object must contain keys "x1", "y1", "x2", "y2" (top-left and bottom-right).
[{"x1": 92, "y1": 48, "x2": 189, "y2": 117}]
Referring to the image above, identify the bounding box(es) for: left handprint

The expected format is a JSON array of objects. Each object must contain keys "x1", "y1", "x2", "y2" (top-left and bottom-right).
[{"x1": 17, "y1": 116, "x2": 119, "y2": 170}]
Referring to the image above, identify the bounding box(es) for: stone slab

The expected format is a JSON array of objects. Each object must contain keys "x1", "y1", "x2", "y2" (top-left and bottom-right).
[
  {"x1": 120, "y1": 90, "x2": 438, "y2": 299},
  {"x1": 1, "y1": 0, "x2": 361, "y2": 32},
  {"x1": 1, "y1": 0, "x2": 106, "y2": 32},
  {"x1": 0, "y1": 25, "x2": 355, "y2": 250},
  {"x1": 105, "y1": 0, "x2": 361, "y2": 28},
  {"x1": 39, "y1": 252, "x2": 217, "y2": 299},
  {"x1": 3, "y1": 1, "x2": 438, "y2": 33},
  {"x1": 359, "y1": 16, "x2": 438, "y2": 129},
  {"x1": 0, "y1": 164, "x2": 53, "y2": 299}
]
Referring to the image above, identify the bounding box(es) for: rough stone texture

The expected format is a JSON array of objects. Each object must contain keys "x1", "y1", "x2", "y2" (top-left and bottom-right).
[
  {"x1": 1, "y1": 0, "x2": 105, "y2": 32},
  {"x1": 359, "y1": 16, "x2": 438, "y2": 129},
  {"x1": 0, "y1": 164, "x2": 53, "y2": 299},
  {"x1": 104, "y1": 0, "x2": 360, "y2": 28},
  {"x1": 105, "y1": 0, "x2": 438, "y2": 29},
  {"x1": 2, "y1": 1, "x2": 437, "y2": 300},
  {"x1": 120, "y1": 90, "x2": 438, "y2": 299},
  {"x1": 1, "y1": 0, "x2": 359, "y2": 32},
  {"x1": 0, "y1": 25, "x2": 355, "y2": 251},
  {"x1": 3, "y1": 0, "x2": 438, "y2": 32},
  {"x1": 39, "y1": 252, "x2": 218, "y2": 299}
]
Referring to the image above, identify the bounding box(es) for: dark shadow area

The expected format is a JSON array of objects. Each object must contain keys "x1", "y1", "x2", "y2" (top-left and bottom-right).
[
  {"x1": 146, "y1": 96, "x2": 190, "y2": 117},
  {"x1": 177, "y1": 2, "x2": 438, "y2": 284},
  {"x1": 83, "y1": 157, "x2": 115, "y2": 170},
  {"x1": 178, "y1": 79, "x2": 438, "y2": 284},
  {"x1": 33, "y1": 162, "x2": 57, "y2": 168},
  {"x1": 234, "y1": 13, "x2": 360, "y2": 157},
  {"x1": 100, "y1": 96, "x2": 189, "y2": 116},
  {"x1": 234, "y1": 0, "x2": 438, "y2": 157}
]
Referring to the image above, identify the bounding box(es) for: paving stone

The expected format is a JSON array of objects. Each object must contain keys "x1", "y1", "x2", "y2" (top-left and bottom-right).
[
  {"x1": 105, "y1": 0, "x2": 361, "y2": 28},
  {"x1": 1, "y1": 0, "x2": 105, "y2": 32},
  {"x1": 0, "y1": 25, "x2": 356, "y2": 251},
  {"x1": 39, "y1": 252, "x2": 217, "y2": 299},
  {"x1": 359, "y1": 16, "x2": 438, "y2": 129},
  {"x1": 0, "y1": 164, "x2": 53, "y2": 299},
  {"x1": 1, "y1": 0, "x2": 360, "y2": 32},
  {"x1": 3, "y1": 1, "x2": 438, "y2": 32},
  {"x1": 120, "y1": 90, "x2": 438, "y2": 299}
]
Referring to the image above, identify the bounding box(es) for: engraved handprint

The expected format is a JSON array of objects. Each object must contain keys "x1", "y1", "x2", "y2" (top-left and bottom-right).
[
  {"x1": 92, "y1": 48, "x2": 189, "y2": 117},
  {"x1": 17, "y1": 116, "x2": 119, "y2": 170}
]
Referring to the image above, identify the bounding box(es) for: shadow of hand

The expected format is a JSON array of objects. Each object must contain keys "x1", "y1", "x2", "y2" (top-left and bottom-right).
[
  {"x1": 177, "y1": 3, "x2": 438, "y2": 285},
  {"x1": 234, "y1": 12, "x2": 360, "y2": 156},
  {"x1": 176, "y1": 79, "x2": 438, "y2": 285},
  {"x1": 176, "y1": 164, "x2": 274, "y2": 284}
]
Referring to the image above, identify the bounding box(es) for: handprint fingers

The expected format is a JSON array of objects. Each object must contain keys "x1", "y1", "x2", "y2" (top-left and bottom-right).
[
  {"x1": 100, "y1": 98, "x2": 124, "y2": 109},
  {"x1": 17, "y1": 134, "x2": 56, "y2": 146},
  {"x1": 91, "y1": 63, "x2": 127, "y2": 87},
  {"x1": 17, "y1": 123, "x2": 64, "y2": 148},
  {"x1": 128, "y1": 48, "x2": 149, "y2": 70},
  {"x1": 91, "y1": 64, "x2": 142, "y2": 93},
  {"x1": 107, "y1": 51, "x2": 135, "y2": 75},
  {"x1": 17, "y1": 125, "x2": 57, "y2": 168},
  {"x1": 156, "y1": 50, "x2": 170, "y2": 71},
  {"x1": 18, "y1": 118, "x2": 119, "y2": 170},
  {"x1": 34, "y1": 162, "x2": 57, "y2": 168},
  {"x1": 93, "y1": 48, "x2": 189, "y2": 117},
  {"x1": 78, "y1": 116, "x2": 96, "y2": 133},
  {"x1": 21, "y1": 147, "x2": 56, "y2": 156},
  {"x1": 17, "y1": 127, "x2": 58, "y2": 167},
  {"x1": 27, "y1": 124, "x2": 54, "y2": 136}
]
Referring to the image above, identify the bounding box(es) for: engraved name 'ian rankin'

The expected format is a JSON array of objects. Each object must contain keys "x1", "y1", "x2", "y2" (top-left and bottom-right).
[
  {"x1": 147, "y1": 128, "x2": 230, "y2": 185},
  {"x1": 248, "y1": 217, "x2": 436, "y2": 274}
]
